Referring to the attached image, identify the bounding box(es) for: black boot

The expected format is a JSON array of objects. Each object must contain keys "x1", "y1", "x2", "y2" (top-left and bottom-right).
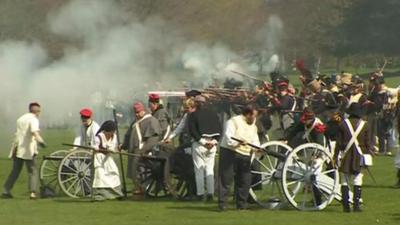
[
  {"x1": 353, "y1": 185, "x2": 362, "y2": 212},
  {"x1": 312, "y1": 185, "x2": 322, "y2": 206},
  {"x1": 341, "y1": 185, "x2": 351, "y2": 213}
]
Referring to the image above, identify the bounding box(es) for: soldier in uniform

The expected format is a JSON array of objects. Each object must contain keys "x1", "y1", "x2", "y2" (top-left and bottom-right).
[
  {"x1": 148, "y1": 93, "x2": 171, "y2": 141},
  {"x1": 269, "y1": 76, "x2": 297, "y2": 136},
  {"x1": 286, "y1": 107, "x2": 327, "y2": 148},
  {"x1": 347, "y1": 75, "x2": 369, "y2": 108},
  {"x1": 122, "y1": 102, "x2": 161, "y2": 196},
  {"x1": 73, "y1": 108, "x2": 100, "y2": 147},
  {"x1": 335, "y1": 102, "x2": 372, "y2": 212},
  {"x1": 368, "y1": 73, "x2": 392, "y2": 155},
  {"x1": 307, "y1": 78, "x2": 338, "y2": 123}
]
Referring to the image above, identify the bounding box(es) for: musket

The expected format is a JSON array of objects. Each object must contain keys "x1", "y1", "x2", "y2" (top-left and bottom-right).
[
  {"x1": 231, "y1": 137, "x2": 286, "y2": 160},
  {"x1": 112, "y1": 108, "x2": 127, "y2": 198},
  {"x1": 282, "y1": 109, "x2": 303, "y2": 113},
  {"x1": 230, "y1": 70, "x2": 264, "y2": 83},
  {"x1": 203, "y1": 88, "x2": 249, "y2": 96},
  {"x1": 205, "y1": 87, "x2": 248, "y2": 91},
  {"x1": 295, "y1": 95, "x2": 319, "y2": 102},
  {"x1": 379, "y1": 58, "x2": 387, "y2": 73}
]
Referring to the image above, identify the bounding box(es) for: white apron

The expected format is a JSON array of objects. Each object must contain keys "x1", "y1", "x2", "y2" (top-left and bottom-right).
[{"x1": 92, "y1": 133, "x2": 121, "y2": 188}]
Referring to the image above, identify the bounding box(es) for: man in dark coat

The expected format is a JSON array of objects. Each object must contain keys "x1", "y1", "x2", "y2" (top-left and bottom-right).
[
  {"x1": 308, "y1": 78, "x2": 338, "y2": 123},
  {"x1": 367, "y1": 73, "x2": 392, "y2": 155},
  {"x1": 269, "y1": 77, "x2": 297, "y2": 136},
  {"x1": 188, "y1": 95, "x2": 222, "y2": 201},
  {"x1": 334, "y1": 102, "x2": 372, "y2": 212}
]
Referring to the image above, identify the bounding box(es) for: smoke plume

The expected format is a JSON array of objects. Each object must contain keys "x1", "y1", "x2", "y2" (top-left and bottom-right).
[{"x1": 0, "y1": 0, "x2": 284, "y2": 131}]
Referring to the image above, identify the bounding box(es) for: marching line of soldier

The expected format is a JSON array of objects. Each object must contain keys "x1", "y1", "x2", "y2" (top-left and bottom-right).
[{"x1": 2, "y1": 65, "x2": 400, "y2": 214}]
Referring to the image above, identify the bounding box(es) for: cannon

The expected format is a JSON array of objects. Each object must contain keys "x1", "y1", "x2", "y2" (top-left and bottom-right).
[
  {"x1": 39, "y1": 145, "x2": 192, "y2": 199},
  {"x1": 39, "y1": 139, "x2": 348, "y2": 211},
  {"x1": 238, "y1": 139, "x2": 342, "y2": 211}
]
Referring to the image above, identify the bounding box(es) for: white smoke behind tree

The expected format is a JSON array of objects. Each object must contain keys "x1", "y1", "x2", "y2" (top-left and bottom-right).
[{"x1": 0, "y1": 0, "x2": 284, "y2": 131}]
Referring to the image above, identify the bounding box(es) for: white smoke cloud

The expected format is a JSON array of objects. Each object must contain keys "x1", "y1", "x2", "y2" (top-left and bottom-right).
[
  {"x1": 0, "y1": 0, "x2": 186, "y2": 128},
  {"x1": 181, "y1": 43, "x2": 245, "y2": 86},
  {"x1": 251, "y1": 15, "x2": 284, "y2": 76},
  {"x1": 0, "y1": 0, "x2": 285, "y2": 131}
]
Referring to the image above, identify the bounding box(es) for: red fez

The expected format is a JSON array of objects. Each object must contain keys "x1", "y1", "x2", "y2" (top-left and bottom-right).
[
  {"x1": 133, "y1": 102, "x2": 145, "y2": 113},
  {"x1": 148, "y1": 93, "x2": 160, "y2": 103},
  {"x1": 80, "y1": 108, "x2": 93, "y2": 118}
]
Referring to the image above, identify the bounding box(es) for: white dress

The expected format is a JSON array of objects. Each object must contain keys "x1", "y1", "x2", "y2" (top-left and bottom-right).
[{"x1": 92, "y1": 133, "x2": 121, "y2": 189}]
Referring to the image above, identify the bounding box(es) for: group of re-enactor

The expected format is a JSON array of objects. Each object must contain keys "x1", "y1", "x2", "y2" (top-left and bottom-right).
[{"x1": 2, "y1": 67, "x2": 400, "y2": 213}]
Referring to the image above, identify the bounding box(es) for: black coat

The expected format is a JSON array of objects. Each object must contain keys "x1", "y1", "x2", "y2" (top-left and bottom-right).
[{"x1": 187, "y1": 107, "x2": 222, "y2": 141}]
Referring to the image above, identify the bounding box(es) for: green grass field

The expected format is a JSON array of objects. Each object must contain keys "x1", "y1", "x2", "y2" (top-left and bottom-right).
[
  {"x1": 1, "y1": 71, "x2": 400, "y2": 225},
  {"x1": 0, "y1": 129, "x2": 400, "y2": 225}
]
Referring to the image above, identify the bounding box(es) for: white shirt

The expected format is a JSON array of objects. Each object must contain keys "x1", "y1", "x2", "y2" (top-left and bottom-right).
[
  {"x1": 220, "y1": 115, "x2": 260, "y2": 156},
  {"x1": 73, "y1": 121, "x2": 100, "y2": 147},
  {"x1": 168, "y1": 113, "x2": 188, "y2": 139},
  {"x1": 11, "y1": 113, "x2": 40, "y2": 160}
]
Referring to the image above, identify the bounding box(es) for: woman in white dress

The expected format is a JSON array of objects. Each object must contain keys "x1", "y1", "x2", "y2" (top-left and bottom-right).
[{"x1": 92, "y1": 120, "x2": 123, "y2": 201}]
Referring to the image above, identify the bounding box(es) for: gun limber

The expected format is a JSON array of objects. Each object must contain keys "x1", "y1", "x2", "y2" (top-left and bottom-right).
[{"x1": 231, "y1": 137, "x2": 286, "y2": 160}]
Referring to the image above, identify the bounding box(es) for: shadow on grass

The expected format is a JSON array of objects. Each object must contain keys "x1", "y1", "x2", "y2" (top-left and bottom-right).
[
  {"x1": 51, "y1": 196, "x2": 184, "y2": 204},
  {"x1": 390, "y1": 213, "x2": 400, "y2": 221},
  {"x1": 167, "y1": 204, "x2": 237, "y2": 213},
  {"x1": 52, "y1": 198, "x2": 93, "y2": 203}
]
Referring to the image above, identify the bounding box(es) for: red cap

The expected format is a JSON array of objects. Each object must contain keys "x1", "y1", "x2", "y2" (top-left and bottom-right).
[
  {"x1": 148, "y1": 93, "x2": 160, "y2": 103},
  {"x1": 133, "y1": 102, "x2": 145, "y2": 113},
  {"x1": 80, "y1": 108, "x2": 93, "y2": 118}
]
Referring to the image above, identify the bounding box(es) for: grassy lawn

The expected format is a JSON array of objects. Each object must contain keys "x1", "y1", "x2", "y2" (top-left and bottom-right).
[
  {"x1": 0, "y1": 71, "x2": 400, "y2": 225},
  {"x1": 0, "y1": 129, "x2": 399, "y2": 225}
]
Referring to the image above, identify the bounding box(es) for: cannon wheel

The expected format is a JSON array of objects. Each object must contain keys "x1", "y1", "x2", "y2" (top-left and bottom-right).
[
  {"x1": 168, "y1": 172, "x2": 189, "y2": 199},
  {"x1": 138, "y1": 157, "x2": 181, "y2": 198},
  {"x1": 281, "y1": 143, "x2": 339, "y2": 211},
  {"x1": 248, "y1": 141, "x2": 292, "y2": 208},
  {"x1": 138, "y1": 158, "x2": 168, "y2": 198},
  {"x1": 58, "y1": 150, "x2": 93, "y2": 198},
  {"x1": 39, "y1": 150, "x2": 69, "y2": 196}
]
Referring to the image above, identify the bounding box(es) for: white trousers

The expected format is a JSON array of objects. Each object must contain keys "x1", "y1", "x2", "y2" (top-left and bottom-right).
[
  {"x1": 395, "y1": 150, "x2": 400, "y2": 168},
  {"x1": 192, "y1": 142, "x2": 216, "y2": 195},
  {"x1": 341, "y1": 173, "x2": 363, "y2": 186}
]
